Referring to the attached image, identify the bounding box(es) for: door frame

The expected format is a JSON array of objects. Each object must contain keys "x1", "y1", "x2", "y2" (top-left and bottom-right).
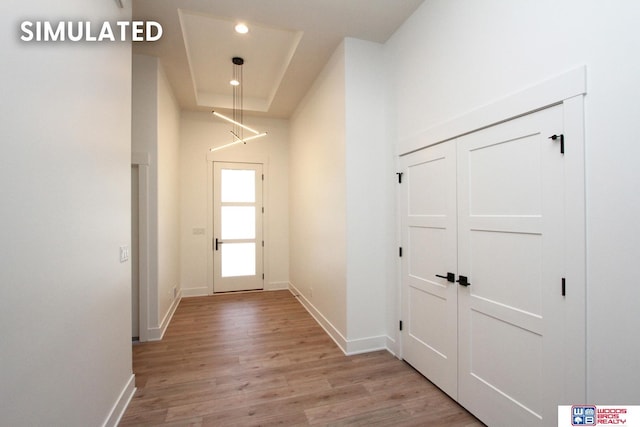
[
  {"x1": 206, "y1": 152, "x2": 269, "y2": 295},
  {"x1": 397, "y1": 66, "x2": 587, "y2": 404},
  {"x1": 132, "y1": 152, "x2": 150, "y2": 342}
]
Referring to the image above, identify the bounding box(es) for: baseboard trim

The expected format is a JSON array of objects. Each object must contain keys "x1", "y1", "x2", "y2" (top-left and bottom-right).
[
  {"x1": 344, "y1": 335, "x2": 387, "y2": 356},
  {"x1": 288, "y1": 283, "x2": 348, "y2": 353},
  {"x1": 147, "y1": 291, "x2": 181, "y2": 341},
  {"x1": 102, "y1": 373, "x2": 135, "y2": 427},
  {"x1": 288, "y1": 283, "x2": 390, "y2": 356},
  {"x1": 265, "y1": 281, "x2": 289, "y2": 291},
  {"x1": 385, "y1": 336, "x2": 399, "y2": 358},
  {"x1": 181, "y1": 287, "x2": 209, "y2": 297}
]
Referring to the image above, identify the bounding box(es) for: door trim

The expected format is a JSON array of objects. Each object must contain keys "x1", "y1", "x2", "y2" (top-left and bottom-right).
[
  {"x1": 206, "y1": 153, "x2": 269, "y2": 295},
  {"x1": 397, "y1": 65, "x2": 586, "y2": 156},
  {"x1": 132, "y1": 151, "x2": 150, "y2": 342}
]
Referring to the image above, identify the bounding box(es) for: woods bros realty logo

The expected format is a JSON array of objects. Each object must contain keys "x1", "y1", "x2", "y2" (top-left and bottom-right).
[
  {"x1": 19, "y1": 20, "x2": 162, "y2": 42},
  {"x1": 559, "y1": 405, "x2": 640, "y2": 426}
]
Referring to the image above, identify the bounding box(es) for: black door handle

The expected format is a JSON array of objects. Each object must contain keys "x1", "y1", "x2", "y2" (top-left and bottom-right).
[
  {"x1": 215, "y1": 238, "x2": 224, "y2": 251},
  {"x1": 435, "y1": 272, "x2": 455, "y2": 283},
  {"x1": 456, "y1": 275, "x2": 471, "y2": 287}
]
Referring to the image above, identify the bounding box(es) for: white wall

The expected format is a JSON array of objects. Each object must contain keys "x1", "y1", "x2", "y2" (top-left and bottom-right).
[
  {"x1": 289, "y1": 40, "x2": 394, "y2": 353},
  {"x1": 132, "y1": 54, "x2": 181, "y2": 339},
  {"x1": 157, "y1": 64, "x2": 181, "y2": 318},
  {"x1": 290, "y1": 42, "x2": 348, "y2": 340},
  {"x1": 0, "y1": 1, "x2": 134, "y2": 425},
  {"x1": 386, "y1": 0, "x2": 640, "y2": 404},
  {"x1": 179, "y1": 112, "x2": 289, "y2": 295},
  {"x1": 344, "y1": 38, "x2": 393, "y2": 351}
]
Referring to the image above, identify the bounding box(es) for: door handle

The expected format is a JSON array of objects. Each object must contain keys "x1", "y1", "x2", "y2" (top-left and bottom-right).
[
  {"x1": 456, "y1": 275, "x2": 471, "y2": 287},
  {"x1": 435, "y1": 272, "x2": 456, "y2": 283},
  {"x1": 215, "y1": 238, "x2": 224, "y2": 251}
]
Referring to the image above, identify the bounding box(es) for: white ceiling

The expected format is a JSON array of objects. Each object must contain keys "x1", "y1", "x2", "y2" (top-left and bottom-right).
[{"x1": 132, "y1": 0, "x2": 425, "y2": 118}]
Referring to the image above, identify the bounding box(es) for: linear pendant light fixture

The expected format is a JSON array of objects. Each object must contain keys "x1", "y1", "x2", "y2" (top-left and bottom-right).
[{"x1": 210, "y1": 56, "x2": 267, "y2": 152}]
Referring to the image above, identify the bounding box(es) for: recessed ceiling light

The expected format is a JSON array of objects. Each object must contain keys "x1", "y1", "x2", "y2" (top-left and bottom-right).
[
  {"x1": 230, "y1": 79, "x2": 240, "y2": 86},
  {"x1": 235, "y1": 23, "x2": 249, "y2": 34}
]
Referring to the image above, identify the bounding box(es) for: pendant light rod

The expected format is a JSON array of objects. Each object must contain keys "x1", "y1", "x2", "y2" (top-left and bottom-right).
[
  {"x1": 209, "y1": 139, "x2": 243, "y2": 152},
  {"x1": 231, "y1": 131, "x2": 268, "y2": 143},
  {"x1": 212, "y1": 111, "x2": 260, "y2": 135},
  {"x1": 209, "y1": 131, "x2": 268, "y2": 152}
]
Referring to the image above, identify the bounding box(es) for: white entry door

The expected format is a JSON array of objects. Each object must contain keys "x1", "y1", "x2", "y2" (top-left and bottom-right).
[
  {"x1": 400, "y1": 141, "x2": 458, "y2": 399},
  {"x1": 213, "y1": 162, "x2": 264, "y2": 293},
  {"x1": 457, "y1": 105, "x2": 565, "y2": 426}
]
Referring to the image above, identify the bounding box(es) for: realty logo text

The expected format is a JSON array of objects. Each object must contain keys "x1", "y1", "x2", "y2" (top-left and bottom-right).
[{"x1": 572, "y1": 406, "x2": 628, "y2": 425}]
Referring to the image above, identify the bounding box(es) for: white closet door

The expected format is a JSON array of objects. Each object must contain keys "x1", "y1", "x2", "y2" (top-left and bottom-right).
[
  {"x1": 457, "y1": 104, "x2": 565, "y2": 426},
  {"x1": 400, "y1": 141, "x2": 458, "y2": 399}
]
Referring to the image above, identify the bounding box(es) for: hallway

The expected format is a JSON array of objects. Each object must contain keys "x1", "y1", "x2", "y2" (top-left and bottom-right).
[{"x1": 120, "y1": 291, "x2": 482, "y2": 426}]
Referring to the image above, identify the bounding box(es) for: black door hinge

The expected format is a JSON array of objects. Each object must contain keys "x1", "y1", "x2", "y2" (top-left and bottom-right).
[
  {"x1": 397, "y1": 172, "x2": 403, "y2": 183},
  {"x1": 549, "y1": 134, "x2": 565, "y2": 154},
  {"x1": 562, "y1": 277, "x2": 566, "y2": 296},
  {"x1": 262, "y1": 273, "x2": 265, "y2": 280},
  {"x1": 399, "y1": 247, "x2": 403, "y2": 257},
  {"x1": 399, "y1": 320, "x2": 403, "y2": 331}
]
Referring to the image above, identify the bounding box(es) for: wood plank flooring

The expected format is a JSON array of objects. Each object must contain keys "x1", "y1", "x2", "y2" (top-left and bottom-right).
[{"x1": 120, "y1": 290, "x2": 483, "y2": 426}]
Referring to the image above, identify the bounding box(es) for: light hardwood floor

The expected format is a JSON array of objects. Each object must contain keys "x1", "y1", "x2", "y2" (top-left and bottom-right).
[{"x1": 120, "y1": 290, "x2": 483, "y2": 426}]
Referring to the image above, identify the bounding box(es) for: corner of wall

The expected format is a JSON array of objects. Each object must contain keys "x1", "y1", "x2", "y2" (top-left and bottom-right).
[
  {"x1": 343, "y1": 36, "x2": 392, "y2": 346},
  {"x1": 288, "y1": 283, "x2": 348, "y2": 354}
]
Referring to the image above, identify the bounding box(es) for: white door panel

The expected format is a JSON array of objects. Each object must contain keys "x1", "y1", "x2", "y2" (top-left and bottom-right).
[
  {"x1": 401, "y1": 141, "x2": 458, "y2": 399},
  {"x1": 457, "y1": 104, "x2": 565, "y2": 426}
]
